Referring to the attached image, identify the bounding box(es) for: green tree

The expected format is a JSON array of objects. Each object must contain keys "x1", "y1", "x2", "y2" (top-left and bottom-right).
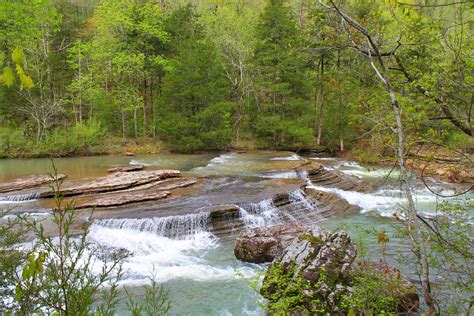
[
  {"x1": 252, "y1": 0, "x2": 313, "y2": 149},
  {"x1": 156, "y1": 5, "x2": 233, "y2": 152}
]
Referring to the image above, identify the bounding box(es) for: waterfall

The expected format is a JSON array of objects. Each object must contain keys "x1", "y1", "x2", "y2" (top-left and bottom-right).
[
  {"x1": 0, "y1": 192, "x2": 41, "y2": 202},
  {"x1": 94, "y1": 212, "x2": 211, "y2": 239},
  {"x1": 238, "y1": 199, "x2": 281, "y2": 228},
  {"x1": 288, "y1": 189, "x2": 315, "y2": 212}
]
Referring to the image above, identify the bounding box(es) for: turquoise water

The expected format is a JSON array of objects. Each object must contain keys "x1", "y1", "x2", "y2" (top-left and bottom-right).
[{"x1": 1, "y1": 152, "x2": 472, "y2": 314}]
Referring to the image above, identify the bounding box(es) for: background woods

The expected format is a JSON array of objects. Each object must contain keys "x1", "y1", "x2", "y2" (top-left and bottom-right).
[{"x1": 0, "y1": 0, "x2": 472, "y2": 157}]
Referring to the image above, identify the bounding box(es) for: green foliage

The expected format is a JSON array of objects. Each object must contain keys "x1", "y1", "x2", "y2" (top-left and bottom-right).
[
  {"x1": 251, "y1": 0, "x2": 314, "y2": 148},
  {"x1": 157, "y1": 5, "x2": 233, "y2": 152},
  {"x1": 0, "y1": 0, "x2": 471, "y2": 156},
  {"x1": 1, "y1": 164, "x2": 172, "y2": 314},
  {"x1": 0, "y1": 122, "x2": 104, "y2": 158}
]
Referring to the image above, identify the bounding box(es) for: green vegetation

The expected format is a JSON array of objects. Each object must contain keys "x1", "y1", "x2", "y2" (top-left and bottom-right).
[
  {"x1": 0, "y1": 167, "x2": 171, "y2": 314},
  {"x1": 0, "y1": 0, "x2": 471, "y2": 157},
  {"x1": 261, "y1": 262, "x2": 403, "y2": 315}
]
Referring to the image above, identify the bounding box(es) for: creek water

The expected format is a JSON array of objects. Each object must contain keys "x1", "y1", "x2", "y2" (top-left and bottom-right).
[{"x1": 0, "y1": 151, "x2": 472, "y2": 315}]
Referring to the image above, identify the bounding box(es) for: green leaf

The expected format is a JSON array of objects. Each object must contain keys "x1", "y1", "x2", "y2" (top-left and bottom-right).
[
  {"x1": 12, "y1": 46, "x2": 25, "y2": 65},
  {"x1": 2, "y1": 67, "x2": 14, "y2": 86},
  {"x1": 20, "y1": 74, "x2": 34, "y2": 89},
  {"x1": 22, "y1": 265, "x2": 30, "y2": 279}
]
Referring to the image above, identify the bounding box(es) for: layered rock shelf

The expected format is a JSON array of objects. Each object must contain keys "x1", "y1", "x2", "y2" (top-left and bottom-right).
[
  {"x1": 75, "y1": 191, "x2": 171, "y2": 209},
  {"x1": 296, "y1": 161, "x2": 371, "y2": 192},
  {"x1": 40, "y1": 170, "x2": 181, "y2": 198},
  {"x1": 0, "y1": 174, "x2": 66, "y2": 193}
]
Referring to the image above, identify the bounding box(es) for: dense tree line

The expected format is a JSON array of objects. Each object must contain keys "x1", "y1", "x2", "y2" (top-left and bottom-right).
[{"x1": 0, "y1": 0, "x2": 472, "y2": 156}]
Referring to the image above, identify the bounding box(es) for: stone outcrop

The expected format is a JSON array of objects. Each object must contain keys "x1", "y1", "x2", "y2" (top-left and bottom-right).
[
  {"x1": 258, "y1": 226, "x2": 418, "y2": 314},
  {"x1": 234, "y1": 223, "x2": 306, "y2": 263},
  {"x1": 0, "y1": 174, "x2": 66, "y2": 193},
  {"x1": 107, "y1": 164, "x2": 145, "y2": 173},
  {"x1": 305, "y1": 188, "x2": 358, "y2": 217}
]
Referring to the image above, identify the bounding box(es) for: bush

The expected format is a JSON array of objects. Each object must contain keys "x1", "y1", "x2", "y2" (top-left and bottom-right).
[
  {"x1": 0, "y1": 126, "x2": 29, "y2": 158},
  {"x1": 35, "y1": 121, "x2": 105, "y2": 156}
]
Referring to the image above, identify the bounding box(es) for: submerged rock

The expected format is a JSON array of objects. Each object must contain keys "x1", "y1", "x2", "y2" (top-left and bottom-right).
[
  {"x1": 107, "y1": 164, "x2": 145, "y2": 173},
  {"x1": 0, "y1": 174, "x2": 66, "y2": 193},
  {"x1": 234, "y1": 223, "x2": 307, "y2": 263}
]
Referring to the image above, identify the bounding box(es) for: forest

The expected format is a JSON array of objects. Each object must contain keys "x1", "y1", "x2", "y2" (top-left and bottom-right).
[
  {"x1": 1, "y1": 0, "x2": 471, "y2": 158},
  {"x1": 0, "y1": 0, "x2": 473, "y2": 315}
]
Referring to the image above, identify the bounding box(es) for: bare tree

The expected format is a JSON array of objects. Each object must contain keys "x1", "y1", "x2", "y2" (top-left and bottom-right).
[{"x1": 318, "y1": 0, "x2": 439, "y2": 314}]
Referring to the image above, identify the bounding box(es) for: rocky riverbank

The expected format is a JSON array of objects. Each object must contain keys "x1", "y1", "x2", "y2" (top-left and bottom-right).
[{"x1": 235, "y1": 224, "x2": 419, "y2": 314}]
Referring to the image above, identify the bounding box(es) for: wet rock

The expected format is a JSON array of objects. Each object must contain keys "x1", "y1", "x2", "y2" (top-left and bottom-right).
[
  {"x1": 75, "y1": 190, "x2": 170, "y2": 209},
  {"x1": 209, "y1": 204, "x2": 240, "y2": 218},
  {"x1": 0, "y1": 174, "x2": 66, "y2": 193},
  {"x1": 40, "y1": 170, "x2": 180, "y2": 198},
  {"x1": 305, "y1": 188, "x2": 358, "y2": 216},
  {"x1": 234, "y1": 223, "x2": 307, "y2": 263},
  {"x1": 124, "y1": 152, "x2": 136, "y2": 156},
  {"x1": 108, "y1": 164, "x2": 145, "y2": 173},
  {"x1": 296, "y1": 162, "x2": 371, "y2": 192}
]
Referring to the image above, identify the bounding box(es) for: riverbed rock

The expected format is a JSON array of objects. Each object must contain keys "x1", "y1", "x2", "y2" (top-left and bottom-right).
[
  {"x1": 305, "y1": 188, "x2": 358, "y2": 216},
  {"x1": 297, "y1": 161, "x2": 371, "y2": 192},
  {"x1": 40, "y1": 170, "x2": 180, "y2": 198},
  {"x1": 234, "y1": 223, "x2": 307, "y2": 263},
  {"x1": 0, "y1": 174, "x2": 66, "y2": 193},
  {"x1": 107, "y1": 164, "x2": 145, "y2": 173},
  {"x1": 75, "y1": 190, "x2": 171, "y2": 209}
]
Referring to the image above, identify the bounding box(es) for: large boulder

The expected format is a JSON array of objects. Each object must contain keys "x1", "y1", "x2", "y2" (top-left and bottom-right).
[
  {"x1": 234, "y1": 223, "x2": 306, "y2": 263},
  {"x1": 260, "y1": 227, "x2": 418, "y2": 314}
]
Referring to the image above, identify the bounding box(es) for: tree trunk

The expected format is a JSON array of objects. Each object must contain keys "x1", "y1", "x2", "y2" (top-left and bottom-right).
[
  {"x1": 320, "y1": 1, "x2": 439, "y2": 313},
  {"x1": 316, "y1": 55, "x2": 325, "y2": 145}
]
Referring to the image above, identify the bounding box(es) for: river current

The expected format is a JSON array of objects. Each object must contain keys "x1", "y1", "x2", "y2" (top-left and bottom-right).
[{"x1": 0, "y1": 151, "x2": 472, "y2": 315}]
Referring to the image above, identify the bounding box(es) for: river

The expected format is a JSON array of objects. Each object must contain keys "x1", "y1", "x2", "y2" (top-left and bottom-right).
[{"x1": 0, "y1": 151, "x2": 472, "y2": 315}]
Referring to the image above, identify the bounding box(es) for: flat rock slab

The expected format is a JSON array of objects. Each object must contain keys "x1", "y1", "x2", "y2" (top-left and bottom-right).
[
  {"x1": 40, "y1": 170, "x2": 180, "y2": 198},
  {"x1": 108, "y1": 164, "x2": 145, "y2": 173},
  {"x1": 0, "y1": 174, "x2": 66, "y2": 193},
  {"x1": 75, "y1": 190, "x2": 171, "y2": 209}
]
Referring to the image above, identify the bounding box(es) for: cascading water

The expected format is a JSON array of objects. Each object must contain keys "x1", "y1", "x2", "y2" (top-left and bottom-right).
[
  {"x1": 0, "y1": 192, "x2": 40, "y2": 203},
  {"x1": 238, "y1": 199, "x2": 281, "y2": 228},
  {"x1": 288, "y1": 189, "x2": 316, "y2": 212},
  {"x1": 94, "y1": 212, "x2": 211, "y2": 239}
]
